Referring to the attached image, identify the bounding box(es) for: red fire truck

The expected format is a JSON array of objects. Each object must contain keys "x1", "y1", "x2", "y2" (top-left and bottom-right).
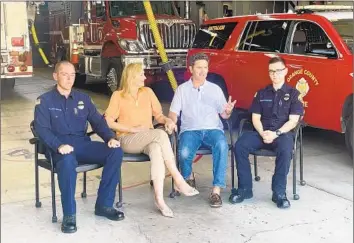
[
  {"x1": 187, "y1": 5, "x2": 353, "y2": 156},
  {"x1": 1, "y1": 2, "x2": 33, "y2": 94},
  {"x1": 47, "y1": 1, "x2": 196, "y2": 93}
]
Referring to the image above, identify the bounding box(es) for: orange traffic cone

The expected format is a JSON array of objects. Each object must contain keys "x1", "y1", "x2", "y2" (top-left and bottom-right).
[{"x1": 71, "y1": 41, "x2": 79, "y2": 64}]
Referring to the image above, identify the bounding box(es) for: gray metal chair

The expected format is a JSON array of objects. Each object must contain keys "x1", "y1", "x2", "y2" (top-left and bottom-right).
[
  {"x1": 30, "y1": 121, "x2": 177, "y2": 223},
  {"x1": 29, "y1": 121, "x2": 103, "y2": 223},
  {"x1": 174, "y1": 117, "x2": 236, "y2": 195},
  {"x1": 236, "y1": 117, "x2": 306, "y2": 200},
  {"x1": 114, "y1": 123, "x2": 177, "y2": 207}
]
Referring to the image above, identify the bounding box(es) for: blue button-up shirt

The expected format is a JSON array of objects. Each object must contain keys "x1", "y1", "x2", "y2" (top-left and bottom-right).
[
  {"x1": 34, "y1": 87, "x2": 115, "y2": 152},
  {"x1": 170, "y1": 80, "x2": 227, "y2": 134},
  {"x1": 250, "y1": 83, "x2": 304, "y2": 131}
]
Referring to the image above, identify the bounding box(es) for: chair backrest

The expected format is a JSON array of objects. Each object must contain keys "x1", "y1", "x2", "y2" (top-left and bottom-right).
[
  {"x1": 30, "y1": 120, "x2": 48, "y2": 155},
  {"x1": 292, "y1": 30, "x2": 307, "y2": 54}
]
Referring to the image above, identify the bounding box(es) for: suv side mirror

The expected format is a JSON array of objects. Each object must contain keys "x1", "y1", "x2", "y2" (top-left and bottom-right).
[{"x1": 308, "y1": 43, "x2": 337, "y2": 59}]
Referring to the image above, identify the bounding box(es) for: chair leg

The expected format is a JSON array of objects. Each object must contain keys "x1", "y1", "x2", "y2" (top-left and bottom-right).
[
  {"x1": 34, "y1": 152, "x2": 41, "y2": 208},
  {"x1": 254, "y1": 156, "x2": 260, "y2": 181},
  {"x1": 231, "y1": 148, "x2": 235, "y2": 191},
  {"x1": 169, "y1": 177, "x2": 177, "y2": 198},
  {"x1": 292, "y1": 151, "x2": 299, "y2": 200},
  {"x1": 81, "y1": 172, "x2": 87, "y2": 198},
  {"x1": 299, "y1": 128, "x2": 306, "y2": 186},
  {"x1": 116, "y1": 172, "x2": 123, "y2": 208},
  {"x1": 50, "y1": 169, "x2": 58, "y2": 223}
]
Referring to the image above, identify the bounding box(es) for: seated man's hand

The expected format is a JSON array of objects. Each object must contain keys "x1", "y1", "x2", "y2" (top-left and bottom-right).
[
  {"x1": 58, "y1": 144, "x2": 74, "y2": 155},
  {"x1": 224, "y1": 96, "x2": 237, "y2": 115},
  {"x1": 262, "y1": 130, "x2": 277, "y2": 144},
  {"x1": 130, "y1": 125, "x2": 150, "y2": 133},
  {"x1": 164, "y1": 118, "x2": 177, "y2": 134},
  {"x1": 108, "y1": 138, "x2": 120, "y2": 148}
]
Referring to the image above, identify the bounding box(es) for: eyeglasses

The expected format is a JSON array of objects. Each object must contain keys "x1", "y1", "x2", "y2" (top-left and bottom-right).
[{"x1": 269, "y1": 68, "x2": 286, "y2": 75}]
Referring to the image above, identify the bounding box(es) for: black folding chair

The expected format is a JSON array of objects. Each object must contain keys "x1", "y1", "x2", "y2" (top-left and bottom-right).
[
  {"x1": 30, "y1": 121, "x2": 177, "y2": 222},
  {"x1": 29, "y1": 121, "x2": 104, "y2": 223},
  {"x1": 174, "y1": 117, "x2": 236, "y2": 194},
  {"x1": 115, "y1": 123, "x2": 177, "y2": 207},
  {"x1": 235, "y1": 117, "x2": 306, "y2": 200}
]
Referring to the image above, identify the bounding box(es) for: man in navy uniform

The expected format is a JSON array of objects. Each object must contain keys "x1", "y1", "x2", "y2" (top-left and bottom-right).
[
  {"x1": 34, "y1": 61, "x2": 124, "y2": 233},
  {"x1": 229, "y1": 57, "x2": 304, "y2": 209}
]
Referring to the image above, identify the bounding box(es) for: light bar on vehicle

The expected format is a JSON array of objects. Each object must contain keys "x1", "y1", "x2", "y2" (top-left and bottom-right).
[{"x1": 295, "y1": 5, "x2": 353, "y2": 11}]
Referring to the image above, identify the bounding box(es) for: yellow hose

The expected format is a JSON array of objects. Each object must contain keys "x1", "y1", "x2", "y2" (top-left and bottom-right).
[
  {"x1": 143, "y1": 1, "x2": 178, "y2": 92},
  {"x1": 30, "y1": 22, "x2": 50, "y2": 65}
]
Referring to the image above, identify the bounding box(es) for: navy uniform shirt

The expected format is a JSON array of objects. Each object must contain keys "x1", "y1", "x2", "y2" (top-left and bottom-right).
[
  {"x1": 34, "y1": 87, "x2": 115, "y2": 152},
  {"x1": 250, "y1": 83, "x2": 304, "y2": 131}
]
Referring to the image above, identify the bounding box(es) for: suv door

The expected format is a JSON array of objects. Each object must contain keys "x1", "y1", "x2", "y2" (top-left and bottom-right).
[
  {"x1": 234, "y1": 20, "x2": 292, "y2": 109},
  {"x1": 282, "y1": 20, "x2": 337, "y2": 128}
]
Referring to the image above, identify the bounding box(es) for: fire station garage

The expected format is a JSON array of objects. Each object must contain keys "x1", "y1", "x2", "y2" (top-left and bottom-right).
[{"x1": 1, "y1": 1, "x2": 352, "y2": 242}]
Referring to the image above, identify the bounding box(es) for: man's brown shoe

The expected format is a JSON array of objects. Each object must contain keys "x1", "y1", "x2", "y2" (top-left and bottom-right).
[{"x1": 209, "y1": 193, "x2": 222, "y2": 208}]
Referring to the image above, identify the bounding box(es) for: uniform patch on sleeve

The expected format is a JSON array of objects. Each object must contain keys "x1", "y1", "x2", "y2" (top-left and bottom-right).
[{"x1": 35, "y1": 98, "x2": 41, "y2": 105}]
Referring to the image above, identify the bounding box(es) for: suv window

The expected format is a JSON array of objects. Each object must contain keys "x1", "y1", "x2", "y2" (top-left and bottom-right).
[
  {"x1": 238, "y1": 20, "x2": 291, "y2": 53},
  {"x1": 290, "y1": 21, "x2": 337, "y2": 58},
  {"x1": 331, "y1": 19, "x2": 353, "y2": 53},
  {"x1": 192, "y1": 23, "x2": 237, "y2": 49}
]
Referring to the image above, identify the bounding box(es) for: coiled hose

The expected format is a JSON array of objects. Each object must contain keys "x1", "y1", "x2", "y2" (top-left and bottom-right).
[{"x1": 30, "y1": 21, "x2": 50, "y2": 66}]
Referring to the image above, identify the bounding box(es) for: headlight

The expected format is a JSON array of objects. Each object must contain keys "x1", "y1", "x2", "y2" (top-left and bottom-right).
[{"x1": 118, "y1": 39, "x2": 143, "y2": 53}]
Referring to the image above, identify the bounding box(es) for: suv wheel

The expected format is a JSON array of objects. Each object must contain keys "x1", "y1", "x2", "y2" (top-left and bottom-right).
[{"x1": 345, "y1": 113, "x2": 353, "y2": 159}]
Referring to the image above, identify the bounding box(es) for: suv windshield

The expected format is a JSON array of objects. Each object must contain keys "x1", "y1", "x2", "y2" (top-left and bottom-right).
[
  {"x1": 192, "y1": 23, "x2": 237, "y2": 49},
  {"x1": 110, "y1": 1, "x2": 174, "y2": 17},
  {"x1": 331, "y1": 19, "x2": 353, "y2": 53}
]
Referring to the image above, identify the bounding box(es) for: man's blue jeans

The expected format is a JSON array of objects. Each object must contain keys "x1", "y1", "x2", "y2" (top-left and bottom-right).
[{"x1": 178, "y1": 129, "x2": 228, "y2": 188}]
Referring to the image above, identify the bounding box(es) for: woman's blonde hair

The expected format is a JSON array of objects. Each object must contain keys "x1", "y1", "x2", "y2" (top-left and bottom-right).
[{"x1": 119, "y1": 62, "x2": 144, "y2": 96}]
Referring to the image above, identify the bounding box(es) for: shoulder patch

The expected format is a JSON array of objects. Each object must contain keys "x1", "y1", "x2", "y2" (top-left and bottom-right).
[{"x1": 35, "y1": 98, "x2": 41, "y2": 105}]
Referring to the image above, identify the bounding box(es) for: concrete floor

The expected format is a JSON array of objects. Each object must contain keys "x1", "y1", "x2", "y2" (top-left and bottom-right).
[{"x1": 1, "y1": 69, "x2": 353, "y2": 243}]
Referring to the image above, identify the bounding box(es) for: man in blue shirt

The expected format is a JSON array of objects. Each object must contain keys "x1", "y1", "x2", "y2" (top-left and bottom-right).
[
  {"x1": 230, "y1": 57, "x2": 304, "y2": 209},
  {"x1": 34, "y1": 61, "x2": 124, "y2": 233},
  {"x1": 169, "y1": 52, "x2": 236, "y2": 208}
]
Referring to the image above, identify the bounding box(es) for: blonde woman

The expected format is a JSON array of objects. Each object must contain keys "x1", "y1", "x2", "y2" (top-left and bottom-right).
[{"x1": 105, "y1": 63, "x2": 199, "y2": 218}]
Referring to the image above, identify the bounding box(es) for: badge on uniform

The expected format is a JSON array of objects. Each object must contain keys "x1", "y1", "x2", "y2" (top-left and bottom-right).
[
  {"x1": 35, "y1": 98, "x2": 41, "y2": 105},
  {"x1": 284, "y1": 93, "x2": 290, "y2": 101},
  {"x1": 78, "y1": 101, "x2": 84, "y2": 110}
]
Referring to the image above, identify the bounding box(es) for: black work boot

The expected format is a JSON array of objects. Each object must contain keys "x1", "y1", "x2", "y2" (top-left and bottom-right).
[
  {"x1": 272, "y1": 193, "x2": 291, "y2": 209},
  {"x1": 95, "y1": 205, "x2": 125, "y2": 221},
  {"x1": 61, "y1": 215, "x2": 77, "y2": 234},
  {"x1": 229, "y1": 188, "x2": 253, "y2": 204}
]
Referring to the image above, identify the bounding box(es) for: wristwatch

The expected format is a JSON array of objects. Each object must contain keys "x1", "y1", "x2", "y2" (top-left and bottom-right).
[{"x1": 275, "y1": 129, "x2": 282, "y2": 136}]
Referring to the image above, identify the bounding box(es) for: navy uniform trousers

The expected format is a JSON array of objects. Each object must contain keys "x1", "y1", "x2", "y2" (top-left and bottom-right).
[
  {"x1": 51, "y1": 136, "x2": 123, "y2": 216},
  {"x1": 234, "y1": 131, "x2": 294, "y2": 195}
]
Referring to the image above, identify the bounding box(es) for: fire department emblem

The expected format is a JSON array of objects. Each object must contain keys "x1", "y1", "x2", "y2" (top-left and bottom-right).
[{"x1": 295, "y1": 77, "x2": 310, "y2": 102}]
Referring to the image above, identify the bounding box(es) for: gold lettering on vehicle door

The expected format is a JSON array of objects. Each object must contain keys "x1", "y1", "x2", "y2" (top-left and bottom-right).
[{"x1": 287, "y1": 69, "x2": 320, "y2": 108}]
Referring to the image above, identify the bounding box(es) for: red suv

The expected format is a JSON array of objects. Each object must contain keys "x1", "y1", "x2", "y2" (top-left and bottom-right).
[{"x1": 186, "y1": 6, "x2": 353, "y2": 156}]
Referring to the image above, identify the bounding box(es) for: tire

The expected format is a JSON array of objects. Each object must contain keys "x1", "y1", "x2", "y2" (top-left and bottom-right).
[
  {"x1": 74, "y1": 73, "x2": 87, "y2": 89},
  {"x1": 1, "y1": 78, "x2": 15, "y2": 99},
  {"x1": 106, "y1": 59, "x2": 123, "y2": 95},
  {"x1": 5, "y1": 78, "x2": 15, "y2": 89},
  {"x1": 345, "y1": 113, "x2": 353, "y2": 159}
]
